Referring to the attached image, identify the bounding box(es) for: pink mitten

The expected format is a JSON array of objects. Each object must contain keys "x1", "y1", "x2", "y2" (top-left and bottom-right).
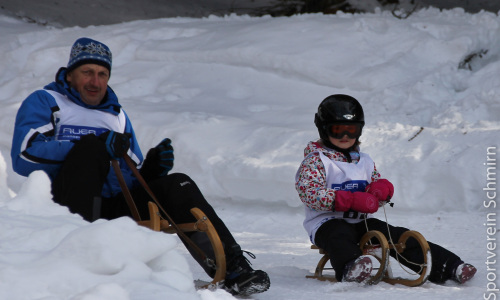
[
  {"x1": 366, "y1": 179, "x2": 394, "y2": 202},
  {"x1": 334, "y1": 190, "x2": 353, "y2": 212},
  {"x1": 351, "y1": 192, "x2": 379, "y2": 213},
  {"x1": 334, "y1": 190, "x2": 378, "y2": 213}
]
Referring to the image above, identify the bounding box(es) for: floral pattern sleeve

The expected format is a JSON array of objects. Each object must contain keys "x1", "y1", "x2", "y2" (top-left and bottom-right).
[
  {"x1": 295, "y1": 153, "x2": 336, "y2": 211},
  {"x1": 371, "y1": 163, "x2": 382, "y2": 182}
]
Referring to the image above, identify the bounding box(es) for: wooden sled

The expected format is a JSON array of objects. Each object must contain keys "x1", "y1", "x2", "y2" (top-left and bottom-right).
[
  {"x1": 111, "y1": 158, "x2": 226, "y2": 287},
  {"x1": 306, "y1": 230, "x2": 431, "y2": 287},
  {"x1": 138, "y1": 201, "x2": 227, "y2": 286}
]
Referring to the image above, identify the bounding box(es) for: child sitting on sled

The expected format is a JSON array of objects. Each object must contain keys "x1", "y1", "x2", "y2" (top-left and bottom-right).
[{"x1": 295, "y1": 94, "x2": 476, "y2": 284}]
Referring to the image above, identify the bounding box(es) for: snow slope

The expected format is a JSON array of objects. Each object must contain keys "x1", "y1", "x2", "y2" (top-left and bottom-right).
[{"x1": 0, "y1": 7, "x2": 499, "y2": 300}]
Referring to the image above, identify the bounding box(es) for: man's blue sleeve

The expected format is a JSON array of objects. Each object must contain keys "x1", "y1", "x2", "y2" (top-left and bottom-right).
[{"x1": 11, "y1": 90, "x2": 74, "y2": 178}]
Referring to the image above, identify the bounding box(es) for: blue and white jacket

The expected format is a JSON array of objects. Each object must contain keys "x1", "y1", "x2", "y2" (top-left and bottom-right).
[{"x1": 11, "y1": 68, "x2": 143, "y2": 197}]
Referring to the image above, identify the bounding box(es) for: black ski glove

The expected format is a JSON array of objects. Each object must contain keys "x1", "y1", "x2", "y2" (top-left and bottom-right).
[
  {"x1": 140, "y1": 138, "x2": 174, "y2": 181},
  {"x1": 156, "y1": 138, "x2": 174, "y2": 176},
  {"x1": 98, "y1": 131, "x2": 131, "y2": 159}
]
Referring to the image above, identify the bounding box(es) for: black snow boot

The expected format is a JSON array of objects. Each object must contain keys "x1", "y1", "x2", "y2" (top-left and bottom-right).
[{"x1": 222, "y1": 245, "x2": 270, "y2": 296}]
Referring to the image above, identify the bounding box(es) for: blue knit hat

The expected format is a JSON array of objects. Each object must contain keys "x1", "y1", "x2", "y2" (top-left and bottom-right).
[{"x1": 67, "y1": 37, "x2": 112, "y2": 74}]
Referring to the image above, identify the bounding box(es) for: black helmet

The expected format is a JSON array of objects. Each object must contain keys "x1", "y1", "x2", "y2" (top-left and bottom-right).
[{"x1": 314, "y1": 94, "x2": 365, "y2": 142}]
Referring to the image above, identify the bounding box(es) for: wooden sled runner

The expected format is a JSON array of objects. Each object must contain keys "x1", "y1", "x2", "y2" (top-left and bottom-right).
[
  {"x1": 112, "y1": 158, "x2": 226, "y2": 286},
  {"x1": 306, "y1": 230, "x2": 431, "y2": 287},
  {"x1": 138, "y1": 201, "x2": 227, "y2": 286}
]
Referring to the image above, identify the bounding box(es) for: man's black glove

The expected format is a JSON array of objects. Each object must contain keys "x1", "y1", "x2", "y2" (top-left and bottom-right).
[
  {"x1": 140, "y1": 138, "x2": 174, "y2": 181},
  {"x1": 156, "y1": 138, "x2": 174, "y2": 176},
  {"x1": 98, "y1": 131, "x2": 131, "y2": 159}
]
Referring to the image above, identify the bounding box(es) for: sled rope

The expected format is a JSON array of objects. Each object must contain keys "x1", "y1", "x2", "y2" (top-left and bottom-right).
[
  {"x1": 381, "y1": 205, "x2": 424, "y2": 275},
  {"x1": 115, "y1": 155, "x2": 215, "y2": 269},
  {"x1": 363, "y1": 204, "x2": 425, "y2": 275},
  {"x1": 111, "y1": 160, "x2": 142, "y2": 222}
]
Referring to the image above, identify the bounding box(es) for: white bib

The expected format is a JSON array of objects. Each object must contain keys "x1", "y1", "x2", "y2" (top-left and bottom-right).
[
  {"x1": 47, "y1": 90, "x2": 126, "y2": 141},
  {"x1": 302, "y1": 151, "x2": 375, "y2": 243}
]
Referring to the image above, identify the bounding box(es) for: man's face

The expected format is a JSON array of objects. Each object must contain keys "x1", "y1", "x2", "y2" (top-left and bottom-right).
[{"x1": 66, "y1": 64, "x2": 110, "y2": 106}]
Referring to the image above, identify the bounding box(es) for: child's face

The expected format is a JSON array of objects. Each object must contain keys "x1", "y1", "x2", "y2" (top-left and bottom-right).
[{"x1": 328, "y1": 135, "x2": 356, "y2": 150}]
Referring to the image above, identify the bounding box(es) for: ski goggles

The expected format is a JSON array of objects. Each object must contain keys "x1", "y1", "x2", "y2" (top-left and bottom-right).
[{"x1": 326, "y1": 123, "x2": 362, "y2": 139}]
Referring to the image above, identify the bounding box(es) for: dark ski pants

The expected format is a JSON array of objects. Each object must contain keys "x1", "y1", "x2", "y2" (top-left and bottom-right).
[
  {"x1": 52, "y1": 138, "x2": 240, "y2": 278},
  {"x1": 314, "y1": 218, "x2": 462, "y2": 282}
]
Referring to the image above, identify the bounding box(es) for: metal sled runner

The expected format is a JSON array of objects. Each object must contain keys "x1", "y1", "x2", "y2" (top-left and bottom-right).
[{"x1": 306, "y1": 230, "x2": 431, "y2": 286}]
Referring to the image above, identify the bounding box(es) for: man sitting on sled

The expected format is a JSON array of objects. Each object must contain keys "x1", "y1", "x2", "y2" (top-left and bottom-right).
[{"x1": 11, "y1": 37, "x2": 270, "y2": 296}]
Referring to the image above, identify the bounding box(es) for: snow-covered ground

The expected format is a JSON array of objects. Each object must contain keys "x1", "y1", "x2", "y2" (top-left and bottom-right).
[{"x1": 0, "y1": 7, "x2": 499, "y2": 300}]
